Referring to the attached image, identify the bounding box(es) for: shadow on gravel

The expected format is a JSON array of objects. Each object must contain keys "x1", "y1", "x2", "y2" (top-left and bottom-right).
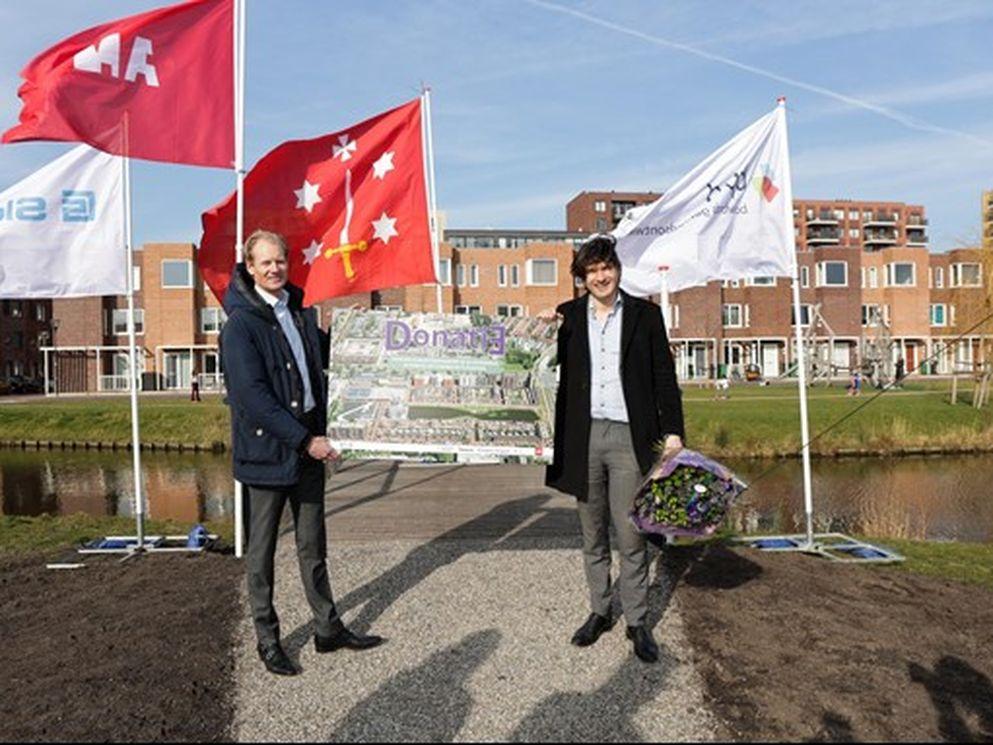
[
  {"x1": 909, "y1": 656, "x2": 993, "y2": 742},
  {"x1": 508, "y1": 652, "x2": 679, "y2": 742},
  {"x1": 282, "y1": 492, "x2": 575, "y2": 660},
  {"x1": 328, "y1": 629, "x2": 500, "y2": 742}
]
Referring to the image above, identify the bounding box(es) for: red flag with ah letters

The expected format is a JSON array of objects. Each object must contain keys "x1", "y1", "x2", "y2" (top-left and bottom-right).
[
  {"x1": 2, "y1": 0, "x2": 233, "y2": 168},
  {"x1": 198, "y1": 98, "x2": 436, "y2": 305}
]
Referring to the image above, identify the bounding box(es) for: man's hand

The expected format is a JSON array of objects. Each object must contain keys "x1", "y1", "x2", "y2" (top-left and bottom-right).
[
  {"x1": 306, "y1": 436, "x2": 340, "y2": 462},
  {"x1": 536, "y1": 308, "x2": 563, "y2": 324},
  {"x1": 663, "y1": 434, "x2": 684, "y2": 454}
]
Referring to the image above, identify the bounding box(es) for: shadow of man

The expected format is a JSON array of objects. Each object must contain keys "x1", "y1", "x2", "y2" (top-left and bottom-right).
[
  {"x1": 328, "y1": 629, "x2": 501, "y2": 743},
  {"x1": 508, "y1": 652, "x2": 679, "y2": 742},
  {"x1": 909, "y1": 656, "x2": 993, "y2": 742},
  {"x1": 282, "y1": 492, "x2": 575, "y2": 659}
]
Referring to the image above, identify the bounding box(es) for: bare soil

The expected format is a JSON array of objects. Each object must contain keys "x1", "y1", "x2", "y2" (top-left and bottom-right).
[
  {"x1": 671, "y1": 544, "x2": 993, "y2": 742},
  {"x1": 0, "y1": 549, "x2": 242, "y2": 742}
]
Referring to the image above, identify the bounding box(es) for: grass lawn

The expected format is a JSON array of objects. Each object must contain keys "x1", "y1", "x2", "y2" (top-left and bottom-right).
[
  {"x1": 866, "y1": 535, "x2": 993, "y2": 590},
  {"x1": 0, "y1": 379, "x2": 988, "y2": 457},
  {"x1": 0, "y1": 513, "x2": 235, "y2": 558}
]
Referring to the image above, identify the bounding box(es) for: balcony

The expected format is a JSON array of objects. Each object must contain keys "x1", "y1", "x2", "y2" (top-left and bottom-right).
[
  {"x1": 906, "y1": 229, "x2": 929, "y2": 247},
  {"x1": 806, "y1": 227, "x2": 841, "y2": 245},
  {"x1": 863, "y1": 212, "x2": 897, "y2": 227},
  {"x1": 806, "y1": 210, "x2": 839, "y2": 226},
  {"x1": 864, "y1": 227, "x2": 898, "y2": 248},
  {"x1": 906, "y1": 216, "x2": 929, "y2": 227}
]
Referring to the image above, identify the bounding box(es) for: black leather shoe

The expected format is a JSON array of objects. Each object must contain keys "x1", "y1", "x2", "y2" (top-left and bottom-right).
[
  {"x1": 626, "y1": 625, "x2": 659, "y2": 664},
  {"x1": 571, "y1": 612, "x2": 611, "y2": 647},
  {"x1": 315, "y1": 627, "x2": 384, "y2": 653},
  {"x1": 257, "y1": 642, "x2": 298, "y2": 676}
]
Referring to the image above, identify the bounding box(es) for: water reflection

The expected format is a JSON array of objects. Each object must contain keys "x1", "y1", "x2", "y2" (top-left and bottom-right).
[
  {"x1": 0, "y1": 450, "x2": 234, "y2": 523},
  {"x1": 0, "y1": 450, "x2": 990, "y2": 542},
  {"x1": 727, "y1": 456, "x2": 993, "y2": 543}
]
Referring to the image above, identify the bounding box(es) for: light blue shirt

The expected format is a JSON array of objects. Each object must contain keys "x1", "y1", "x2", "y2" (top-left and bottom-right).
[
  {"x1": 255, "y1": 285, "x2": 316, "y2": 413},
  {"x1": 588, "y1": 293, "x2": 629, "y2": 423}
]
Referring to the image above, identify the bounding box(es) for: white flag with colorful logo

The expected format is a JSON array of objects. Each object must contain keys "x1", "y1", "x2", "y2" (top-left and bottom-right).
[
  {"x1": 0, "y1": 144, "x2": 125, "y2": 298},
  {"x1": 614, "y1": 104, "x2": 796, "y2": 295}
]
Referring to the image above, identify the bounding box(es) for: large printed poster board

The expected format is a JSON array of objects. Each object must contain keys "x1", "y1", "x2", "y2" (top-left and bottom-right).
[{"x1": 327, "y1": 309, "x2": 557, "y2": 462}]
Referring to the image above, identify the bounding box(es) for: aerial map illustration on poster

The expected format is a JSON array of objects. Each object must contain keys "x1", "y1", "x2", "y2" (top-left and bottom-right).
[{"x1": 327, "y1": 309, "x2": 558, "y2": 462}]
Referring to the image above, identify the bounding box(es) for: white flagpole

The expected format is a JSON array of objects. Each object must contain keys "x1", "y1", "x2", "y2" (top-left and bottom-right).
[
  {"x1": 421, "y1": 87, "x2": 443, "y2": 314},
  {"x1": 658, "y1": 265, "x2": 671, "y2": 328},
  {"x1": 233, "y1": 0, "x2": 247, "y2": 559},
  {"x1": 122, "y1": 118, "x2": 145, "y2": 551},
  {"x1": 778, "y1": 97, "x2": 815, "y2": 547}
]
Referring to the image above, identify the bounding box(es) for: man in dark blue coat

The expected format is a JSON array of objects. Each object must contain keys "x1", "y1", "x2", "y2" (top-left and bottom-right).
[{"x1": 221, "y1": 229, "x2": 383, "y2": 676}]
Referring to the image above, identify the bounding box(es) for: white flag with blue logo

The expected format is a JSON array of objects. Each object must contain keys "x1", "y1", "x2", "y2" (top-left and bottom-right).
[
  {"x1": 0, "y1": 144, "x2": 124, "y2": 297},
  {"x1": 614, "y1": 104, "x2": 796, "y2": 295}
]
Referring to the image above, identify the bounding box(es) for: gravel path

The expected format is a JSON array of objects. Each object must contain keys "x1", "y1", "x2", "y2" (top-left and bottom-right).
[{"x1": 232, "y1": 536, "x2": 717, "y2": 742}]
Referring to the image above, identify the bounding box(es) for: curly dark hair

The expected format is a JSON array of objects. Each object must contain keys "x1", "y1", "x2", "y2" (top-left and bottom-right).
[{"x1": 571, "y1": 233, "x2": 621, "y2": 281}]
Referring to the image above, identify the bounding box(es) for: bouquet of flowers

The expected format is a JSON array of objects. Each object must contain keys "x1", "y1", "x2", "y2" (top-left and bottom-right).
[{"x1": 630, "y1": 448, "x2": 748, "y2": 540}]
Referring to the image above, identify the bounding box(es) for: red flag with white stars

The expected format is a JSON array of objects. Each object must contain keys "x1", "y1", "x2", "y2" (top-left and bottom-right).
[
  {"x1": 2, "y1": 0, "x2": 233, "y2": 168},
  {"x1": 198, "y1": 98, "x2": 436, "y2": 305}
]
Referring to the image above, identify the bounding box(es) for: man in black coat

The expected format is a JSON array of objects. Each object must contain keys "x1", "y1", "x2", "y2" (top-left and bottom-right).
[
  {"x1": 221, "y1": 229, "x2": 383, "y2": 676},
  {"x1": 545, "y1": 234, "x2": 684, "y2": 663}
]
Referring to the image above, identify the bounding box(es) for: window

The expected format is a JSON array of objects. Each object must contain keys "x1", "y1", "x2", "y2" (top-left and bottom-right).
[
  {"x1": 200, "y1": 307, "x2": 227, "y2": 333},
  {"x1": 497, "y1": 265, "x2": 507, "y2": 287},
  {"x1": 849, "y1": 210, "x2": 859, "y2": 220},
  {"x1": 34, "y1": 303, "x2": 46, "y2": 322},
  {"x1": 747, "y1": 276, "x2": 776, "y2": 286},
  {"x1": 161, "y1": 260, "x2": 192, "y2": 288},
  {"x1": 934, "y1": 266, "x2": 944, "y2": 288},
  {"x1": 886, "y1": 262, "x2": 916, "y2": 287},
  {"x1": 456, "y1": 264, "x2": 466, "y2": 287},
  {"x1": 437, "y1": 258, "x2": 452, "y2": 285},
  {"x1": 833, "y1": 209, "x2": 844, "y2": 220},
  {"x1": 816, "y1": 261, "x2": 847, "y2": 287},
  {"x1": 860, "y1": 268, "x2": 866, "y2": 288},
  {"x1": 721, "y1": 304, "x2": 742, "y2": 328},
  {"x1": 744, "y1": 304, "x2": 751, "y2": 327},
  {"x1": 10, "y1": 301, "x2": 23, "y2": 318},
  {"x1": 110, "y1": 308, "x2": 144, "y2": 335},
  {"x1": 868, "y1": 266, "x2": 878, "y2": 288},
  {"x1": 470, "y1": 264, "x2": 479, "y2": 287},
  {"x1": 805, "y1": 208, "x2": 814, "y2": 220},
  {"x1": 950, "y1": 305, "x2": 956, "y2": 326},
  {"x1": 496, "y1": 304, "x2": 523, "y2": 317},
  {"x1": 527, "y1": 259, "x2": 557, "y2": 286},
  {"x1": 454, "y1": 305, "x2": 481, "y2": 315},
  {"x1": 594, "y1": 200, "x2": 606, "y2": 212},
  {"x1": 13, "y1": 331, "x2": 23, "y2": 349},
  {"x1": 849, "y1": 228, "x2": 860, "y2": 238},
  {"x1": 595, "y1": 217, "x2": 607, "y2": 231},
  {"x1": 669, "y1": 304, "x2": 680, "y2": 329},
  {"x1": 800, "y1": 266, "x2": 809, "y2": 288},
  {"x1": 722, "y1": 279, "x2": 741, "y2": 288},
  {"x1": 861, "y1": 304, "x2": 882, "y2": 327},
  {"x1": 511, "y1": 265, "x2": 520, "y2": 287},
  {"x1": 132, "y1": 266, "x2": 142, "y2": 292},
  {"x1": 951, "y1": 263, "x2": 982, "y2": 287},
  {"x1": 791, "y1": 304, "x2": 812, "y2": 327},
  {"x1": 930, "y1": 304, "x2": 947, "y2": 327}
]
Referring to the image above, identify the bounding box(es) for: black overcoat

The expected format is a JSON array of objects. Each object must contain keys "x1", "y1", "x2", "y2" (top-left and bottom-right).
[{"x1": 545, "y1": 291, "x2": 685, "y2": 500}]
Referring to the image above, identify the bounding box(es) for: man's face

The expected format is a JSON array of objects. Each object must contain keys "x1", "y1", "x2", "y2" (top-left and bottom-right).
[
  {"x1": 584, "y1": 260, "x2": 620, "y2": 303},
  {"x1": 247, "y1": 239, "x2": 288, "y2": 294}
]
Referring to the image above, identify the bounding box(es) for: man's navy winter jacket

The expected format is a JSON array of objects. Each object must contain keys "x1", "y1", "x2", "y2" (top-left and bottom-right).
[{"x1": 220, "y1": 264, "x2": 329, "y2": 486}]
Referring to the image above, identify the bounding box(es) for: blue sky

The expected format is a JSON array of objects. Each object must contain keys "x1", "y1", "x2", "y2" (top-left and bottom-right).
[{"x1": 0, "y1": 0, "x2": 991, "y2": 252}]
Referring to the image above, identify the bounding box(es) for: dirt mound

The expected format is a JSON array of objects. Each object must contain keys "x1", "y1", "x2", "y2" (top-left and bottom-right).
[
  {"x1": 0, "y1": 550, "x2": 242, "y2": 742},
  {"x1": 674, "y1": 544, "x2": 993, "y2": 742}
]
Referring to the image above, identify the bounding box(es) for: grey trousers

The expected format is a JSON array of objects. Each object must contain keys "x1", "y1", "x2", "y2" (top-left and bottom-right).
[
  {"x1": 246, "y1": 458, "x2": 342, "y2": 647},
  {"x1": 577, "y1": 419, "x2": 649, "y2": 627}
]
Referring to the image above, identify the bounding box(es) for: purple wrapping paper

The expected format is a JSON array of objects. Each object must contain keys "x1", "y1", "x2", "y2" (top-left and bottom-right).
[{"x1": 629, "y1": 448, "x2": 748, "y2": 539}]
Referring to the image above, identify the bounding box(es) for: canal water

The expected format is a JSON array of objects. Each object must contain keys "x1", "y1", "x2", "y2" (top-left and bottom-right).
[{"x1": 0, "y1": 450, "x2": 990, "y2": 542}]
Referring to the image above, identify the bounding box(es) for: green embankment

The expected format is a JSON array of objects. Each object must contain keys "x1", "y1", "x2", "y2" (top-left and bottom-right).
[{"x1": 0, "y1": 380, "x2": 988, "y2": 457}]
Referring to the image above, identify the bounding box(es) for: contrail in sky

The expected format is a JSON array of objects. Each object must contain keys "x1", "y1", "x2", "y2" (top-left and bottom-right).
[{"x1": 523, "y1": 0, "x2": 993, "y2": 150}]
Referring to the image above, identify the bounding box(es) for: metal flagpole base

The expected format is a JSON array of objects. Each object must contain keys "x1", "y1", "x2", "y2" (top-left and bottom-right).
[{"x1": 736, "y1": 533, "x2": 904, "y2": 563}]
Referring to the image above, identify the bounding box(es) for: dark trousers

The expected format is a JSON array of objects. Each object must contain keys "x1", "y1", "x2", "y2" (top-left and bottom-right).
[{"x1": 245, "y1": 453, "x2": 341, "y2": 647}]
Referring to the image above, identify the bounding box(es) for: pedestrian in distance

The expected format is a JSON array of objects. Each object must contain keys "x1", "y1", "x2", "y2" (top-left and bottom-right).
[
  {"x1": 542, "y1": 234, "x2": 685, "y2": 664},
  {"x1": 190, "y1": 367, "x2": 201, "y2": 402},
  {"x1": 220, "y1": 229, "x2": 383, "y2": 677}
]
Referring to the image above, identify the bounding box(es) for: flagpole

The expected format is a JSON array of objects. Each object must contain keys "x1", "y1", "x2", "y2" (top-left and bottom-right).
[
  {"x1": 778, "y1": 96, "x2": 815, "y2": 548},
  {"x1": 233, "y1": 0, "x2": 247, "y2": 559},
  {"x1": 421, "y1": 86, "x2": 443, "y2": 314},
  {"x1": 122, "y1": 115, "x2": 145, "y2": 551}
]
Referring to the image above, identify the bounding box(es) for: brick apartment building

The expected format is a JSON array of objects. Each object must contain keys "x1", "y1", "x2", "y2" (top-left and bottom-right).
[
  {"x1": 984, "y1": 189, "x2": 993, "y2": 249},
  {"x1": 27, "y1": 193, "x2": 990, "y2": 394}
]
